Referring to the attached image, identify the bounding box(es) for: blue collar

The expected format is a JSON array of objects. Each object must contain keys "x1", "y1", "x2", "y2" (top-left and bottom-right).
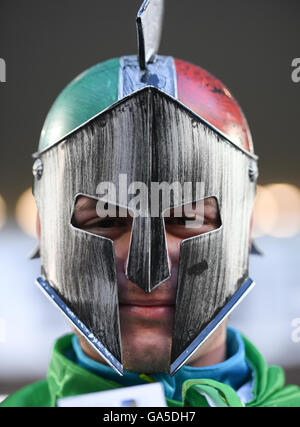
[{"x1": 69, "y1": 326, "x2": 252, "y2": 402}]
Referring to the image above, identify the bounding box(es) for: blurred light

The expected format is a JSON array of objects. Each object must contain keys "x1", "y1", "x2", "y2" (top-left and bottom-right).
[
  {"x1": 252, "y1": 185, "x2": 279, "y2": 238},
  {"x1": 15, "y1": 188, "x2": 37, "y2": 237},
  {"x1": 266, "y1": 183, "x2": 300, "y2": 238},
  {"x1": 253, "y1": 183, "x2": 300, "y2": 238},
  {"x1": 0, "y1": 194, "x2": 7, "y2": 229}
]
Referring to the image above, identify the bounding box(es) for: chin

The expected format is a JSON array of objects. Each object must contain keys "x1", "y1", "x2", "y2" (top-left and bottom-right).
[{"x1": 121, "y1": 328, "x2": 173, "y2": 373}]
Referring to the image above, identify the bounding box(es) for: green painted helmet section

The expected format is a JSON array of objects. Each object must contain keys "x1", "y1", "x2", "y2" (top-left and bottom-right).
[{"x1": 39, "y1": 57, "x2": 120, "y2": 152}]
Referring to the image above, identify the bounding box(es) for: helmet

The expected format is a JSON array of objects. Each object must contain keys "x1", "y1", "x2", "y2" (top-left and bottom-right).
[
  {"x1": 33, "y1": 0, "x2": 258, "y2": 375},
  {"x1": 39, "y1": 59, "x2": 253, "y2": 154}
]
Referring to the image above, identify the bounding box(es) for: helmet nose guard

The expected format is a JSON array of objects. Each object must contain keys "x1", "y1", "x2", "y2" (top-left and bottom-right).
[{"x1": 126, "y1": 216, "x2": 171, "y2": 293}]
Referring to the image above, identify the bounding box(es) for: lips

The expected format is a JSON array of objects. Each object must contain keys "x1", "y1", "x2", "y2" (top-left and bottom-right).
[
  {"x1": 119, "y1": 299, "x2": 175, "y2": 306},
  {"x1": 119, "y1": 303, "x2": 175, "y2": 320},
  {"x1": 117, "y1": 274, "x2": 177, "y2": 321},
  {"x1": 119, "y1": 298, "x2": 175, "y2": 321}
]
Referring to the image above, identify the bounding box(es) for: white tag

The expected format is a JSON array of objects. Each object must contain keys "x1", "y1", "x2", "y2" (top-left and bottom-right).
[{"x1": 57, "y1": 382, "x2": 167, "y2": 407}]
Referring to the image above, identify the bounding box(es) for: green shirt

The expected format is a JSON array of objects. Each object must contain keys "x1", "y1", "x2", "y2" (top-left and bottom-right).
[{"x1": 1, "y1": 334, "x2": 300, "y2": 407}]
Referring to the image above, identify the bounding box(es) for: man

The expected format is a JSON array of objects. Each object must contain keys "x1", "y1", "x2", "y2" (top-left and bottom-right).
[{"x1": 2, "y1": 0, "x2": 300, "y2": 407}]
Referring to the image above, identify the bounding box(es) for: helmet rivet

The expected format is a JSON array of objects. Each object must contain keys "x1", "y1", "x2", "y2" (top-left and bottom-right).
[
  {"x1": 248, "y1": 161, "x2": 258, "y2": 182},
  {"x1": 32, "y1": 158, "x2": 43, "y2": 180}
]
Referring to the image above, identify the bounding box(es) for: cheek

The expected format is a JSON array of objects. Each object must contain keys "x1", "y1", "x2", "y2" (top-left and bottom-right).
[
  {"x1": 165, "y1": 232, "x2": 181, "y2": 265},
  {"x1": 113, "y1": 231, "x2": 132, "y2": 271}
]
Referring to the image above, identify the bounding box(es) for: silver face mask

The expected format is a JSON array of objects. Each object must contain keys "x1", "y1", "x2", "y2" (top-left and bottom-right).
[{"x1": 33, "y1": 87, "x2": 257, "y2": 375}]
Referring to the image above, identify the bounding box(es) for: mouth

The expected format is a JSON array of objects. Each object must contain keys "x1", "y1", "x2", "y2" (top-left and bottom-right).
[{"x1": 119, "y1": 301, "x2": 175, "y2": 320}]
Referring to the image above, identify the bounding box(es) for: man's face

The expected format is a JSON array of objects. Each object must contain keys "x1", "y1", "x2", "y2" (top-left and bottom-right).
[{"x1": 71, "y1": 195, "x2": 222, "y2": 372}]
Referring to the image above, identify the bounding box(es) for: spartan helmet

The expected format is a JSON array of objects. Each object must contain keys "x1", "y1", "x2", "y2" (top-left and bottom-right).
[{"x1": 33, "y1": 0, "x2": 258, "y2": 375}]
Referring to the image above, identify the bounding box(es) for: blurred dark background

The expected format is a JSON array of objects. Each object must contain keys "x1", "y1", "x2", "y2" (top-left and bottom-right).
[{"x1": 0, "y1": 0, "x2": 299, "y2": 398}]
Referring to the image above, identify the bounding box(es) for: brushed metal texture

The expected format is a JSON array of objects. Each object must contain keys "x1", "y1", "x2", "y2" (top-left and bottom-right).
[
  {"x1": 34, "y1": 87, "x2": 257, "y2": 372},
  {"x1": 36, "y1": 277, "x2": 123, "y2": 375}
]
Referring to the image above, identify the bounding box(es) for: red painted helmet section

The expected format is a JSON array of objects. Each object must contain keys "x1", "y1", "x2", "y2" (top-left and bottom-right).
[{"x1": 174, "y1": 58, "x2": 253, "y2": 152}]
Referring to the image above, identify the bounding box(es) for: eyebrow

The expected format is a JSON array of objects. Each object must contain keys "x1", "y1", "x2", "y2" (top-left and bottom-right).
[
  {"x1": 192, "y1": 198, "x2": 216, "y2": 207},
  {"x1": 75, "y1": 196, "x2": 218, "y2": 213},
  {"x1": 75, "y1": 197, "x2": 97, "y2": 212},
  {"x1": 75, "y1": 198, "x2": 130, "y2": 217},
  {"x1": 169, "y1": 197, "x2": 217, "y2": 211}
]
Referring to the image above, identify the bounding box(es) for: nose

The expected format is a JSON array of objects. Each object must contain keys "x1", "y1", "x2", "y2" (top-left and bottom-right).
[{"x1": 125, "y1": 216, "x2": 171, "y2": 293}]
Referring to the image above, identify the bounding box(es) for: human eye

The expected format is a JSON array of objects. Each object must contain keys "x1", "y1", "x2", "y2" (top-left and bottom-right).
[
  {"x1": 72, "y1": 196, "x2": 132, "y2": 240},
  {"x1": 163, "y1": 197, "x2": 221, "y2": 239}
]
